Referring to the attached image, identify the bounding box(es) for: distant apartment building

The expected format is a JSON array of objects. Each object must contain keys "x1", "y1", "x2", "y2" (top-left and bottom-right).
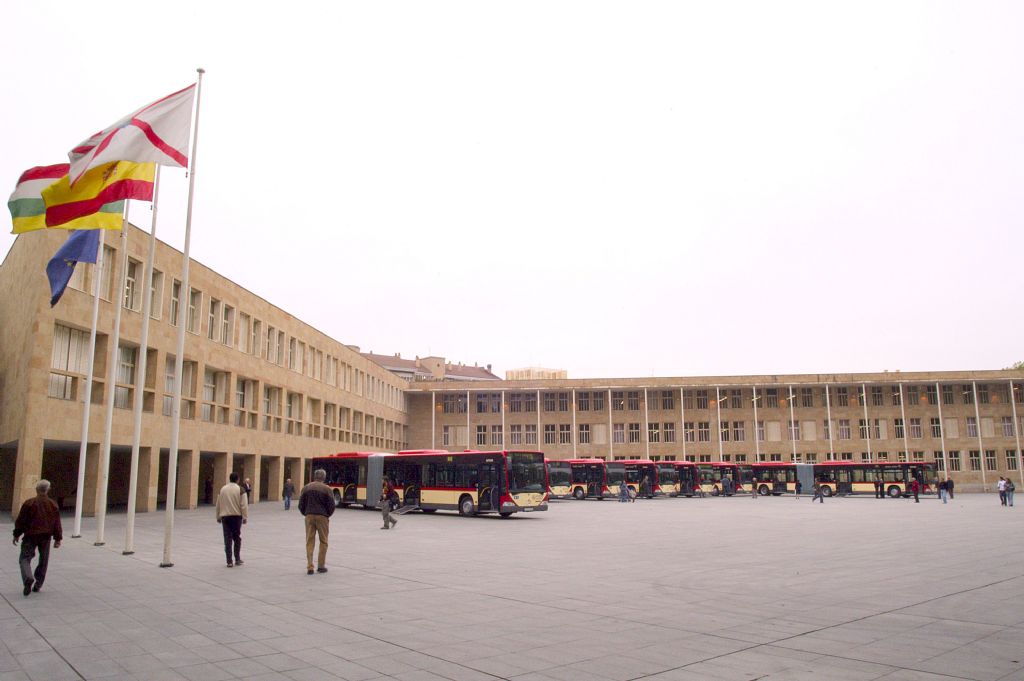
[
  {"x1": 360, "y1": 352, "x2": 499, "y2": 382},
  {"x1": 505, "y1": 367, "x2": 568, "y2": 381}
]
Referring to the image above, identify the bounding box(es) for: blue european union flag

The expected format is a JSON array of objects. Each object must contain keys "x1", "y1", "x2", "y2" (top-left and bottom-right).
[{"x1": 46, "y1": 230, "x2": 101, "y2": 306}]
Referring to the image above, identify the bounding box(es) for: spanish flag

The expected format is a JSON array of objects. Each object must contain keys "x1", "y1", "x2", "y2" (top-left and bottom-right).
[{"x1": 42, "y1": 160, "x2": 154, "y2": 228}]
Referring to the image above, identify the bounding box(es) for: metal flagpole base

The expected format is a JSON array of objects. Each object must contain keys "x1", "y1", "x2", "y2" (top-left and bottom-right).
[
  {"x1": 159, "y1": 562, "x2": 174, "y2": 568},
  {"x1": 94, "y1": 542, "x2": 105, "y2": 546},
  {"x1": 122, "y1": 551, "x2": 134, "y2": 555}
]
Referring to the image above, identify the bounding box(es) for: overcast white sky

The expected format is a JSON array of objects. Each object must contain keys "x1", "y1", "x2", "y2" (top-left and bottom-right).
[{"x1": 3, "y1": 2, "x2": 1022, "y2": 379}]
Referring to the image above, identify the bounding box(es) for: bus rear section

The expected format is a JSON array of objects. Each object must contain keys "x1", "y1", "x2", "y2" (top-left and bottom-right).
[
  {"x1": 672, "y1": 462, "x2": 701, "y2": 497},
  {"x1": 698, "y1": 462, "x2": 743, "y2": 496},
  {"x1": 547, "y1": 459, "x2": 572, "y2": 499},
  {"x1": 388, "y1": 449, "x2": 548, "y2": 517},
  {"x1": 657, "y1": 463, "x2": 679, "y2": 496},
  {"x1": 811, "y1": 462, "x2": 937, "y2": 498},
  {"x1": 606, "y1": 460, "x2": 659, "y2": 499},
  {"x1": 568, "y1": 459, "x2": 609, "y2": 499},
  {"x1": 752, "y1": 463, "x2": 797, "y2": 495},
  {"x1": 312, "y1": 452, "x2": 390, "y2": 508}
]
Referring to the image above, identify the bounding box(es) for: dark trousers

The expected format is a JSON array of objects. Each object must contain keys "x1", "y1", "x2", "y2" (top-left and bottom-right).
[
  {"x1": 19, "y1": 535, "x2": 52, "y2": 587},
  {"x1": 221, "y1": 516, "x2": 242, "y2": 563}
]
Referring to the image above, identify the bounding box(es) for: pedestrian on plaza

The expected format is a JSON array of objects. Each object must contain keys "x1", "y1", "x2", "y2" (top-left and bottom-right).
[
  {"x1": 299, "y1": 469, "x2": 335, "y2": 575},
  {"x1": 874, "y1": 477, "x2": 884, "y2": 499},
  {"x1": 722, "y1": 476, "x2": 733, "y2": 497},
  {"x1": 811, "y1": 482, "x2": 824, "y2": 504},
  {"x1": 1007, "y1": 478, "x2": 1016, "y2": 507},
  {"x1": 215, "y1": 472, "x2": 247, "y2": 567},
  {"x1": 641, "y1": 474, "x2": 652, "y2": 499},
  {"x1": 910, "y1": 477, "x2": 920, "y2": 503},
  {"x1": 618, "y1": 480, "x2": 629, "y2": 502},
  {"x1": 938, "y1": 478, "x2": 948, "y2": 504},
  {"x1": 243, "y1": 478, "x2": 253, "y2": 504},
  {"x1": 946, "y1": 477, "x2": 954, "y2": 499},
  {"x1": 751, "y1": 477, "x2": 758, "y2": 499},
  {"x1": 12, "y1": 479, "x2": 62, "y2": 596},
  {"x1": 203, "y1": 477, "x2": 213, "y2": 504},
  {"x1": 795, "y1": 479, "x2": 802, "y2": 499},
  {"x1": 997, "y1": 477, "x2": 1007, "y2": 506},
  {"x1": 282, "y1": 478, "x2": 295, "y2": 511},
  {"x1": 380, "y1": 477, "x2": 398, "y2": 530}
]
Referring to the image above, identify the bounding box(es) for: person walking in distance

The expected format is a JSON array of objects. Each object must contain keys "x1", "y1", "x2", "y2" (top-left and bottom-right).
[
  {"x1": 811, "y1": 482, "x2": 824, "y2": 504},
  {"x1": 910, "y1": 477, "x2": 920, "y2": 503},
  {"x1": 997, "y1": 477, "x2": 1008, "y2": 506},
  {"x1": 243, "y1": 477, "x2": 253, "y2": 504},
  {"x1": 946, "y1": 477, "x2": 954, "y2": 499},
  {"x1": 751, "y1": 477, "x2": 758, "y2": 499},
  {"x1": 1006, "y1": 478, "x2": 1015, "y2": 507},
  {"x1": 216, "y1": 472, "x2": 248, "y2": 567},
  {"x1": 299, "y1": 469, "x2": 335, "y2": 574},
  {"x1": 380, "y1": 476, "x2": 398, "y2": 530},
  {"x1": 282, "y1": 478, "x2": 295, "y2": 511},
  {"x1": 938, "y1": 478, "x2": 948, "y2": 504},
  {"x1": 874, "y1": 476, "x2": 884, "y2": 499},
  {"x1": 13, "y1": 480, "x2": 62, "y2": 596},
  {"x1": 794, "y1": 479, "x2": 802, "y2": 499}
]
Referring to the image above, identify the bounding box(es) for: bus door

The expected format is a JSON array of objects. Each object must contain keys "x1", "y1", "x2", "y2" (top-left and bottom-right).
[
  {"x1": 478, "y1": 463, "x2": 500, "y2": 511},
  {"x1": 586, "y1": 465, "x2": 602, "y2": 498},
  {"x1": 836, "y1": 468, "x2": 853, "y2": 495}
]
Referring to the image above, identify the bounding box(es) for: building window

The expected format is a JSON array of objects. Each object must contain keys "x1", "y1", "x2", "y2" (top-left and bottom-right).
[
  {"x1": 942, "y1": 384, "x2": 954, "y2": 405},
  {"x1": 926, "y1": 385, "x2": 938, "y2": 405},
  {"x1": 610, "y1": 391, "x2": 624, "y2": 411},
  {"x1": 931, "y1": 417, "x2": 942, "y2": 438},
  {"x1": 683, "y1": 391, "x2": 694, "y2": 410},
  {"x1": 491, "y1": 425, "x2": 503, "y2": 446},
  {"x1": 1007, "y1": 450, "x2": 1019, "y2": 471},
  {"x1": 894, "y1": 418, "x2": 905, "y2": 439},
  {"x1": 907, "y1": 386, "x2": 920, "y2": 404},
  {"x1": 544, "y1": 424, "x2": 556, "y2": 445},
  {"x1": 113, "y1": 345, "x2": 137, "y2": 409},
  {"x1": 909, "y1": 418, "x2": 922, "y2": 439},
  {"x1": 789, "y1": 420, "x2": 800, "y2": 440},
  {"x1": 525, "y1": 424, "x2": 537, "y2": 445},
  {"x1": 648, "y1": 423, "x2": 660, "y2": 443},
  {"x1": 558, "y1": 392, "x2": 569, "y2": 412},
  {"x1": 891, "y1": 386, "x2": 902, "y2": 406},
  {"x1": 663, "y1": 423, "x2": 676, "y2": 443},
  {"x1": 509, "y1": 393, "x2": 523, "y2": 413},
  {"x1": 823, "y1": 420, "x2": 831, "y2": 440},
  {"x1": 509, "y1": 424, "x2": 522, "y2": 445},
  {"x1": 442, "y1": 425, "x2": 451, "y2": 447},
  {"x1": 170, "y1": 280, "x2": 181, "y2": 326},
  {"x1": 985, "y1": 450, "x2": 997, "y2": 471},
  {"x1": 123, "y1": 259, "x2": 140, "y2": 311},
  {"x1": 968, "y1": 451, "x2": 981, "y2": 471},
  {"x1": 800, "y1": 387, "x2": 813, "y2": 408},
  {"x1": 187, "y1": 288, "x2": 200, "y2": 333},
  {"x1": 733, "y1": 421, "x2": 745, "y2": 441},
  {"x1": 962, "y1": 385, "x2": 974, "y2": 405},
  {"x1": 966, "y1": 417, "x2": 977, "y2": 438},
  {"x1": 836, "y1": 387, "x2": 849, "y2": 407},
  {"x1": 613, "y1": 423, "x2": 625, "y2": 444},
  {"x1": 627, "y1": 423, "x2": 641, "y2": 443},
  {"x1": 559, "y1": 424, "x2": 572, "y2": 444},
  {"x1": 49, "y1": 324, "x2": 90, "y2": 400},
  {"x1": 627, "y1": 391, "x2": 640, "y2": 410},
  {"x1": 221, "y1": 305, "x2": 234, "y2": 346},
  {"x1": 543, "y1": 393, "x2": 556, "y2": 412},
  {"x1": 720, "y1": 421, "x2": 730, "y2": 442},
  {"x1": 978, "y1": 384, "x2": 990, "y2": 404},
  {"x1": 1002, "y1": 416, "x2": 1015, "y2": 438},
  {"x1": 757, "y1": 421, "x2": 765, "y2": 442},
  {"x1": 593, "y1": 392, "x2": 605, "y2": 411},
  {"x1": 871, "y1": 386, "x2": 884, "y2": 407},
  {"x1": 948, "y1": 451, "x2": 961, "y2": 471},
  {"x1": 577, "y1": 392, "x2": 590, "y2": 411},
  {"x1": 525, "y1": 393, "x2": 537, "y2": 412},
  {"x1": 578, "y1": 424, "x2": 591, "y2": 444},
  {"x1": 838, "y1": 420, "x2": 851, "y2": 440},
  {"x1": 207, "y1": 298, "x2": 220, "y2": 341},
  {"x1": 729, "y1": 389, "x2": 742, "y2": 409},
  {"x1": 662, "y1": 391, "x2": 675, "y2": 410},
  {"x1": 684, "y1": 422, "x2": 695, "y2": 443},
  {"x1": 912, "y1": 451, "x2": 924, "y2": 462},
  {"x1": 697, "y1": 422, "x2": 710, "y2": 442}
]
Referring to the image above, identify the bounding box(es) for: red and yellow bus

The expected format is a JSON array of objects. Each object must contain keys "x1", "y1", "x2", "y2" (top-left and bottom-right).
[
  {"x1": 546, "y1": 459, "x2": 572, "y2": 499},
  {"x1": 607, "y1": 460, "x2": 660, "y2": 498},
  {"x1": 659, "y1": 461, "x2": 701, "y2": 497},
  {"x1": 812, "y1": 461, "x2": 937, "y2": 498},
  {"x1": 696, "y1": 462, "x2": 746, "y2": 496},
  {"x1": 566, "y1": 458, "x2": 609, "y2": 500},
  {"x1": 313, "y1": 450, "x2": 548, "y2": 516},
  {"x1": 751, "y1": 462, "x2": 798, "y2": 495}
]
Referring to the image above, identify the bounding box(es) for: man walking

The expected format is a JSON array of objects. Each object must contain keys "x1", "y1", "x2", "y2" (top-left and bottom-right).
[
  {"x1": 216, "y1": 472, "x2": 248, "y2": 567},
  {"x1": 13, "y1": 480, "x2": 62, "y2": 596},
  {"x1": 299, "y1": 469, "x2": 335, "y2": 575},
  {"x1": 910, "y1": 477, "x2": 920, "y2": 503},
  {"x1": 283, "y1": 478, "x2": 295, "y2": 511},
  {"x1": 811, "y1": 482, "x2": 824, "y2": 504},
  {"x1": 946, "y1": 477, "x2": 954, "y2": 499}
]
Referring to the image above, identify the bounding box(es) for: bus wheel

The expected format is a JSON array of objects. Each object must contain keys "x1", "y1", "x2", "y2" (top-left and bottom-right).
[
  {"x1": 887, "y1": 485, "x2": 902, "y2": 498},
  {"x1": 821, "y1": 486, "x2": 833, "y2": 497},
  {"x1": 758, "y1": 484, "x2": 770, "y2": 496},
  {"x1": 458, "y1": 495, "x2": 475, "y2": 516},
  {"x1": 333, "y1": 490, "x2": 342, "y2": 507},
  {"x1": 573, "y1": 487, "x2": 585, "y2": 501},
  {"x1": 499, "y1": 511, "x2": 513, "y2": 518}
]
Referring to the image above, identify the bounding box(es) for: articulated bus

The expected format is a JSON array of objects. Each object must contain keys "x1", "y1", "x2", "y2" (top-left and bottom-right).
[
  {"x1": 546, "y1": 459, "x2": 572, "y2": 499},
  {"x1": 812, "y1": 461, "x2": 937, "y2": 498},
  {"x1": 751, "y1": 463, "x2": 798, "y2": 495},
  {"x1": 567, "y1": 459, "x2": 609, "y2": 499},
  {"x1": 696, "y1": 462, "x2": 747, "y2": 496},
  {"x1": 655, "y1": 461, "x2": 702, "y2": 497},
  {"x1": 312, "y1": 450, "x2": 548, "y2": 516},
  {"x1": 607, "y1": 460, "x2": 660, "y2": 498}
]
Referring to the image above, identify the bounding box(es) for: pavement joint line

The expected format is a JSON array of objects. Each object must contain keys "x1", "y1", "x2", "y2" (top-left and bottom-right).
[
  {"x1": 626, "y1": 571, "x2": 1024, "y2": 681},
  {"x1": 0, "y1": 588, "x2": 88, "y2": 681}
]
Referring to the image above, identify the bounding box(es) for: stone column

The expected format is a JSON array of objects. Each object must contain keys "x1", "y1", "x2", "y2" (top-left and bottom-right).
[
  {"x1": 175, "y1": 449, "x2": 197, "y2": 509},
  {"x1": 266, "y1": 455, "x2": 284, "y2": 502},
  {"x1": 12, "y1": 435, "x2": 44, "y2": 515}
]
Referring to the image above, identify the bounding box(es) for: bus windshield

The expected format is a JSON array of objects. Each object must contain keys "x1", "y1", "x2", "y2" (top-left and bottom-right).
[
  {"x1": 547, "y1": 462, "x2": 571, "y2": 487},
  {"x1": 509, "y1": 452, "x2": 546, "y2": 493}
]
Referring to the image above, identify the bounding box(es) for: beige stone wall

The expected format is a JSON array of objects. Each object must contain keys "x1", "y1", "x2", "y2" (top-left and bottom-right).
[{"x1": 0, "y1": 224, "x2": 410, "y2": 513}]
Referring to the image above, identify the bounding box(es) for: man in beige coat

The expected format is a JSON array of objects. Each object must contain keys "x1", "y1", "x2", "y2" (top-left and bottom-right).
[{"x1": 216, "y1": 472, "x2": 248, "y2": 567}]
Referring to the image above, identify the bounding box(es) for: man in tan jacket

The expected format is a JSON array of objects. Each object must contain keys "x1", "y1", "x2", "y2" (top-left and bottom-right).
[{"x1": 216, "y1": 472, "x2": 248, "y2": 567}]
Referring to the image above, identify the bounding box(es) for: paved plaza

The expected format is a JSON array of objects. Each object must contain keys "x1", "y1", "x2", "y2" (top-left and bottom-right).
[{"x1": 1, "y1": 492, "x2": 1022, "y2": 681}]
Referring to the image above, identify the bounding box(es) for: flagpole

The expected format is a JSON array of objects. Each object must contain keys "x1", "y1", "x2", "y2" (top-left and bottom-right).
[
  {"x1": 162, "y1": 68, "x2": 204, "y2": 568},
  {"x1": 124, "y1": 167, "x2": 160, "y2": 555},
  {"x1": 94, "y1": 203, "x2": 130, "y2": 545},
  {"x1": 72, "y1": 229, "x2": 106, "y2": 538}
]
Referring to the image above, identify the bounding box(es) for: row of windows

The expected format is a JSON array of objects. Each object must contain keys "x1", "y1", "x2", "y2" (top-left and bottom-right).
[
  {"x1": 66, "y1": 251, "x2": 404, "y2": 411},
  {"x1": 439, "y1": 383, "x2": 1024, "y2": 415},
  {"x1": 596, "y1": 450, "x2": 1022, "y2": 471}
]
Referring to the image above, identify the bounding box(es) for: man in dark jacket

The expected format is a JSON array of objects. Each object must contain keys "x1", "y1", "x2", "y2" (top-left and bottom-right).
[
  {"x1": 282, "y1": 478, "x2": 295, "y2": 511},
  {"x1": 299, "y1": 469, "x2": 335, "y2": 575},
  {"x1": 13, "y1": 480, "x2": 63, "y2": 596}
]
